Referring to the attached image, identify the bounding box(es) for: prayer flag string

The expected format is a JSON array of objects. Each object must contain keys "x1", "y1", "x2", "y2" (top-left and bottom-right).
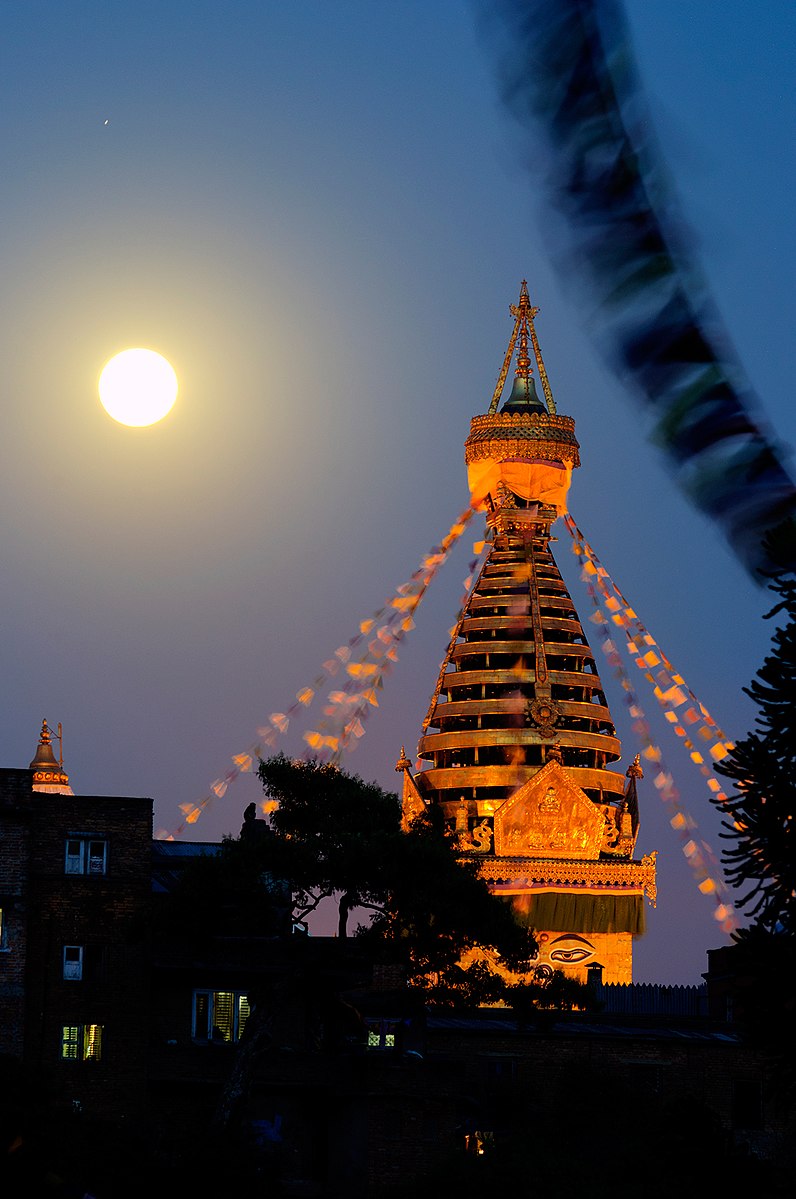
[
  {"x1": 565, "y1": 513, "x2": 738, "y2": 932},
  {"x1": 158, "y1": 505, "x2": 475, "y2": 838},
  {"x1": 306, "y1": 533, "x2": 492, "y2": 770},
  {"x1": 565, "y1": 514, "x2": 735, "y2": 775},
  {"x1": 420, "y1": 536, "x2": 494, "y2": 747}
]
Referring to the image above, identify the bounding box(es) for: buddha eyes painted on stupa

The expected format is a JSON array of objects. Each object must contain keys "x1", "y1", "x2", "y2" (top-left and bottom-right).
[{"x1": 547, "y1": 934, "x2": 596, "y2": 966}]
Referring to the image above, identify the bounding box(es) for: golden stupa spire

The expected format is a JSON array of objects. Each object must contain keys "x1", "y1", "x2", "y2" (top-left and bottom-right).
[{"x1": 466, "y1": 282, "x2": 579, "y2": 518}]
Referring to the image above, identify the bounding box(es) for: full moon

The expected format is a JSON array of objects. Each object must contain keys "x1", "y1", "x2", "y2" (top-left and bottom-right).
[{"x1": 98, "y1": 349, "x2": 178, "y2": 427}]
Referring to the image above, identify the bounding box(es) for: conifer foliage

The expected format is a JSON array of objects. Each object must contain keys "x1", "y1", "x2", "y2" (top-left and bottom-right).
[{"x1": 715, "y1": 575, "x2": 796, "y2": 932}]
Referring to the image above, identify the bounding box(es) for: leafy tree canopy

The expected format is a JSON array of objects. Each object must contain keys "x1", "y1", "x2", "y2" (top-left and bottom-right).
[
  {"x1": 256, "y1": 753, "x2": 402, "y2": 938},
  {"x1": 255, "y1": 754, "x2": 550, "y2": 1005}
]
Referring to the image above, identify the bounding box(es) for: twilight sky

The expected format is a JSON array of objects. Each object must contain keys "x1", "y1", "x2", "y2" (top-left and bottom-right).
[{"x1": 1, "y1": 1, "x2": 793, "y2": 985}]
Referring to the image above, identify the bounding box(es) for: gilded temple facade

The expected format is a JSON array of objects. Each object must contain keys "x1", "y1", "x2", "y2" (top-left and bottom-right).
[{"x1": 398, "y1": 283, "x2": 656, "y2": 985}]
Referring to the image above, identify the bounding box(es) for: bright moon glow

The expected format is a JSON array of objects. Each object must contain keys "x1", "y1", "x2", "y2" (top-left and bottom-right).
[{"x1": 98, "y1": 349, "x2": 178, "y2": 427}]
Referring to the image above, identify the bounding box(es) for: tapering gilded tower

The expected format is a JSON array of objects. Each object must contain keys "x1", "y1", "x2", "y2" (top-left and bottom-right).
[{"x1": 399, "y1": 284, "x2": 656, "y2": 985}]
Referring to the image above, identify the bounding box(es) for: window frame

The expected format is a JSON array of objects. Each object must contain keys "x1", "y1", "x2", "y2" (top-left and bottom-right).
[
  {"x1": 63, "y1": 945, "x2": 84, "y2": 981},
  {"x1": 64, "y1": 836, "x2": 108, "y2": 876},
  {"x1": 192, "y1": 990, "x2": 250, "y2": 1044},
  {"x1": 365, "y1": 1018, "x2": 399, "y2": 1051},
  {"x1": 61, "y1": 1023, "x2": 104, "y2": 1063}
]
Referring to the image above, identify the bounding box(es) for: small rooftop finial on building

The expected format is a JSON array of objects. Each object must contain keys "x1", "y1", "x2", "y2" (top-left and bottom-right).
[{"x1": 29, "y1": 719, "x2": 73, "y2": 795}]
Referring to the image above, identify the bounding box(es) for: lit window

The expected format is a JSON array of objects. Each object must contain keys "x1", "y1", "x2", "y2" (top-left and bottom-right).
[
  {"x1": 365, "y1": 1019, "x2": 398, "y2": 1050},
  {"x1": 192, "y1": 991, "x2": 250, "y2": 1043},
  {"x1": 464, "y1": 1130, "x2": 494, "y2": 1156},
  {"x1": 64, "y1": 838, "x2": 107, "y2": 876},
  {"x1": 63, "y1": 946, "x2": 83, "y2": 981},
  {"x1": 61, "y1": 1023, "x2": 103, "y2": 1062}
]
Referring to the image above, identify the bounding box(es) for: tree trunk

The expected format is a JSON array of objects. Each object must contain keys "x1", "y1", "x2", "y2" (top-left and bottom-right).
[{"x1": 338, "y1": 892, "x2": 354, "y2": 939}]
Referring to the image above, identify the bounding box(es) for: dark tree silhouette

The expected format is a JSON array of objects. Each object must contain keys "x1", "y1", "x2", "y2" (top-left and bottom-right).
[
  {"x1": 715, "y1": 575, "x2": 796, "y2": 933},
  {"x1": 256, "y1": 753, "x2": 542, "y2": 995},
  {"x1": 713, "y1": 574, "x2": 796, "y2": 1102}
]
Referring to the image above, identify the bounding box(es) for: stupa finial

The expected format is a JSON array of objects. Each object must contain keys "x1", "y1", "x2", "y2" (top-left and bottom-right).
[
  {"x1": 514, "y1": 280, "x2": 535, "y2": 382},
  {"x1": 488, "y1": 281, "x2": 556, "y2": 416}
]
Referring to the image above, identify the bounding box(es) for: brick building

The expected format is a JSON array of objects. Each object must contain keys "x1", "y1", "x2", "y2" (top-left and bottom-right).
[
  {"x1": 0, "y1": 767, "x2": 31, "y2": 1059},
  {"x1": 0, "y1": 723, "x2": 151, "y2": 1122}
]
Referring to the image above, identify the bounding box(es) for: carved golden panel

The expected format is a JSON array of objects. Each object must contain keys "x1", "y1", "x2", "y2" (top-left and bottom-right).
[
  {"x1": 474, "y1": 851, "x2": 658, "y2": 906},
  {"x1": 493, "y1": 760, "x2": 604, "y2": 860},
  {"x1": 465, "y1": 411, "x2": 581, "y2": 470}
]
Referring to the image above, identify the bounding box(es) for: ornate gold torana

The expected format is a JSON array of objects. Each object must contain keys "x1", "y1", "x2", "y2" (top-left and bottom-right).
[{"x1": 399, "y1": 283, "x2": 656, "y2": 985}]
